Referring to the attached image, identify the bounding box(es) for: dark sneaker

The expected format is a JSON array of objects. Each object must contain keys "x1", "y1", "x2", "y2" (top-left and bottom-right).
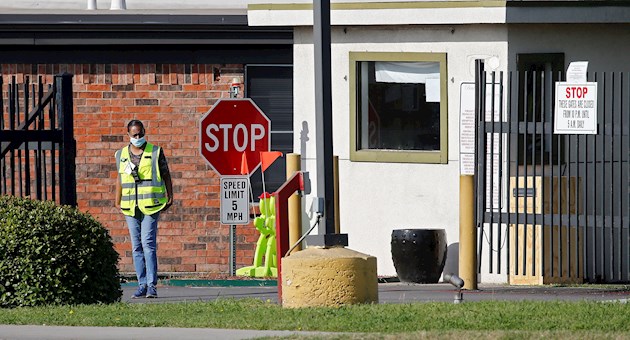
[
  {"x1": 146, "y1": 286, "x2": 158, "y2": 298},
  {"x1": 132, "y1": 285, "x2": 147, "y2": 299}
]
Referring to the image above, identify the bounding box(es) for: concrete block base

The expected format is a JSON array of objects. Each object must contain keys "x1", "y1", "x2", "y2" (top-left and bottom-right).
[{"x1": 281, "y1": 246, "x2": 378, "y2": 308}]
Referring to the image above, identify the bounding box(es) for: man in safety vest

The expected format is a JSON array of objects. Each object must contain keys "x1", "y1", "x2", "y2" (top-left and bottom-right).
[{"x1": 115, "y1": 120, "x2": 173, "y2": 299}]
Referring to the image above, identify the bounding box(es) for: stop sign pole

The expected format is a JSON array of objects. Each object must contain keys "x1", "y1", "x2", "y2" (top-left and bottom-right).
[{"x1": 199, "y1": 98, "x2": 271, "y2": 275}]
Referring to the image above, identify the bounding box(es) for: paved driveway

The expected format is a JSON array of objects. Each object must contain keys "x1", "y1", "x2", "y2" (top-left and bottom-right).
[{"x1": 121, "y1": 282, "x2": 630, "y2": 304}]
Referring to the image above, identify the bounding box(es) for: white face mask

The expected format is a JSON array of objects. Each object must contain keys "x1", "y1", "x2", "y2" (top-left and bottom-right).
[{"x1": 130, "y1": 136, "x2": 146, "y2": 147}]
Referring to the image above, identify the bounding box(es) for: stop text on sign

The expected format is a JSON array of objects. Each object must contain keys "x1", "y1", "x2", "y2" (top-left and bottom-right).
[
  {"x1": 564, "y1": 86, "x2": 589, "y2": 98},
  {"x1": 204, "y1": 123, "x2": 266, "y2": 152}
]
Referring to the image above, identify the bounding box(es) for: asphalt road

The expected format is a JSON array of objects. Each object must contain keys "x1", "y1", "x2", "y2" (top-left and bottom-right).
[{"x1": 120, "y1": 282, "x2": 630, "y2": 304}]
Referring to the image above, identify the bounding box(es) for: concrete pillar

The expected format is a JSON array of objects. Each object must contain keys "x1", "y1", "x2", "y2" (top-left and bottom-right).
[{"x1": 282, "y1": 247, "x2": 378, "y2": 307}]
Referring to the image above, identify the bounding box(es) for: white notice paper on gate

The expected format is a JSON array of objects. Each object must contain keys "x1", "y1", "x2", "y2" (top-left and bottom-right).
[
  {"x1": 459, "y1": 82, "x2": 503, "y2": 174},
  {"x1": 566, "y1": 61, "x2": 588, "y2": 83},
  {"x1": 459, "y1": 82, "x2": 506, "y2": 210}
]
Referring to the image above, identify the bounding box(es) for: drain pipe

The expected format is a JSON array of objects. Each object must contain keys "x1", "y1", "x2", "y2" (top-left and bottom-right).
[
  {"x1": 444, "y1": 274, "x2": 465, "y2": 303},
  {"x1": 110, "y1": 0, "x2": 126, "y2": 10},
  {"x1": 87, "y1": 0, "x2": 97, "y2": 9}
]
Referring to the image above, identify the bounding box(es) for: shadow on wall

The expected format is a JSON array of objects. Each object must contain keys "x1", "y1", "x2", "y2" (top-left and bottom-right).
[
  {"x1": 299, "y1": 120, "x2": 312, "y2": 234},
  {"x1": 300, "y1": 120, "x2": 309, "y2": 168},
  {"x1": 442, "y1": 242, "x2": 459, "y2": 280}
]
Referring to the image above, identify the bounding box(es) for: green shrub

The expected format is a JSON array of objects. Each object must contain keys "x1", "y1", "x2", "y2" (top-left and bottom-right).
[{"x1": 0, "y1": 195, "x2": 122, "y2": 307}]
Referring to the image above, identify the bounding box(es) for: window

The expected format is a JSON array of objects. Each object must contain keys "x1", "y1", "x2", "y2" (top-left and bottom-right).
[
  {"x1": 245, "y1": 64, "x2": 293, "y2": 198},
  {"x1": 349, "y1": 52, "x2": 448, "y2": 163}
]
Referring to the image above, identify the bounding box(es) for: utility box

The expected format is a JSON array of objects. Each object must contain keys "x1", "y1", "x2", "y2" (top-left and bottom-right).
[{"x1": 508, "y1": 176, "x2": 584, "y2": 285}]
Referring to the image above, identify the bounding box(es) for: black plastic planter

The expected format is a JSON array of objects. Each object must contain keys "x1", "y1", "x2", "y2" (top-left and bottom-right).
[{"x1": 391, "y1": 228, "x2": 447, "y2": 283}]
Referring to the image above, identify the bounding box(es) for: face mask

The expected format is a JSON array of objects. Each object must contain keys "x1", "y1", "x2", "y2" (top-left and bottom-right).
[{"x1": 130, "y1": 136, "x2": 146, "y2": 147}]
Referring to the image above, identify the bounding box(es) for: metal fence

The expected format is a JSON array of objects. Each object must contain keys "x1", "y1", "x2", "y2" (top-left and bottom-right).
[
  {"x1": 475, "y1": 61, "x2": 629, "y2": 283},
  {"x1": 0, "y1": 73, "x2": 76, "y2": 206}
]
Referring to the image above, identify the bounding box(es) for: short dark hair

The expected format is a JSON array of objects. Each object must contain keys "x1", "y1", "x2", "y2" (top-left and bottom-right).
[{"x1": 127, "y1": 120, "x2": 145, "y2": 133}]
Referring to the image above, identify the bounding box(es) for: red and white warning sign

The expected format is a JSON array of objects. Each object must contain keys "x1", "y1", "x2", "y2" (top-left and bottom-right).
[
  {"x1": 554, "y1": 82, "x2": 597, "y2": 135},
  {"x1": 199, "y1": 99, "x2": 270, "y2": 176}
]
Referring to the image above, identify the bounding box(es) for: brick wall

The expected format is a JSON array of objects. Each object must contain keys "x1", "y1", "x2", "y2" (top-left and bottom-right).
[{"x1": 1, "y1": 63, "x2": 259, "y2": 277}]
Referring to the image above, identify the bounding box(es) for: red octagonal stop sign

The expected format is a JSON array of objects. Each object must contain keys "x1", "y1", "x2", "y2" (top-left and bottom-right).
[{"x1": 199, "y1": 99, "x2": 270, "y2": 176}]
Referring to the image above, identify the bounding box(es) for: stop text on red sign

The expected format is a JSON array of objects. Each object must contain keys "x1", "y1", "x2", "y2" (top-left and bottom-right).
[{"x1": 204, "y1": 123, "x2": 266, "y2": 152}]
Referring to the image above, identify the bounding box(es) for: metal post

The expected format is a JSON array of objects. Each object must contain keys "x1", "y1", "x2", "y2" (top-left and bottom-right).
[
  {"x1": 229, "y1": 224, "x2": 236, "y2": 276},
  {"x1": 287, "y1": 153, "x2": 302, "y2": 254},
  {"x1": 333, "y1": 155, "x2": 340, "y2": 234},
  {"x1": 306, "y1": 0, "x2": 348, "y2": 247},
  {"x1": 475, "y1": 60, "x2": 484, "y2": 272},
  {"x1": 459, "y1": 175, "x2": 478, "y2": 290},
  {"x1": 56, "y1": 73, "x2": 76, "y2": 207},
  {"x1": 273, "y1": 171, "x2": 306, "y2": 304}
]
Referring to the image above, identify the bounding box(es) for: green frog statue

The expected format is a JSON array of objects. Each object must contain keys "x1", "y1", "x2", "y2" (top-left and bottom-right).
[{"x1": 235, "y1": 192, "x2": 277, "y2": 278}]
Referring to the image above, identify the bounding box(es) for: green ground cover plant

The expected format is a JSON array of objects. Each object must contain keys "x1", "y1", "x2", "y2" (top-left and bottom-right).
[
  {"x1": 0, "y1": 299, "x2": 628, "y2": 335},
  {"x1": 0, "y1": 196, "x2": 122, "y2": 307}
]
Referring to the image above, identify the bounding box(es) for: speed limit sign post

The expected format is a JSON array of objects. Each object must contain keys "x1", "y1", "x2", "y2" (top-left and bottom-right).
[
  {"x1": 200, "y1": 99, "x2": 270, "y2": 275},
  {"x1": 221, "y1": 176, "x2": 249, "y2": 276},
  {"x1": 220, "y1": 176, "x2": 249, "y2": 225}
]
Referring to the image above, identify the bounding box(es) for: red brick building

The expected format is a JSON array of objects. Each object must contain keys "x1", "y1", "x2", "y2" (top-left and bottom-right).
[{"x1": 0, "y1": 11, "x2": 294, "y2": 277}]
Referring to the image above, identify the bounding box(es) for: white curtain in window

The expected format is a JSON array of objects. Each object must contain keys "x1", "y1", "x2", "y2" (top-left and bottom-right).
[{"x1": 375, "y1": 62, "x2": 439, "y2": 84}]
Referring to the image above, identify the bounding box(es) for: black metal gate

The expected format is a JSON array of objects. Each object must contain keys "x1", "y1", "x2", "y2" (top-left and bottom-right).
[
  {"x1": 475, "y1": 60, "x2": 629, "y2": 283},
  {"x1": 0, "y1": 73, "x2": 76, "y2": 206}
]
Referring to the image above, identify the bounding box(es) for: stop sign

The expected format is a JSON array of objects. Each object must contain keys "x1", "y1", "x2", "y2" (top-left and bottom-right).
[{"x1": 199, "y1": 99, "x2": 270, "y2": 176}]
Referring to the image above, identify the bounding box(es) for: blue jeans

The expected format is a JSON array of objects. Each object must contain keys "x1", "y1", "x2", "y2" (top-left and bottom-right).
[{"x1": 125, "y1": 209, "x2": 160, "y2": 288}]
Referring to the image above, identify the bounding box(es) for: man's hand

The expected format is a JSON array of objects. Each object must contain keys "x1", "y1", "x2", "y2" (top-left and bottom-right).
[{"x1": 164, "y1": 196, "x2": 173, "y2": 211}]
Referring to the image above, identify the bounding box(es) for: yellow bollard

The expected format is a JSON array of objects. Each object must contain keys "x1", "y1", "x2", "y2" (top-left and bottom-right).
[
  {"x1": 282, "y1": 247, "x2": 378, "y2": 307},
  {"x1": 333, "y1": 155, "x2": 340, "y2": 234},
  {"x1": 286, "y1": 153, "x2": 302, "y2": 254},
  {"x1": 459, "y1": 175, "x2": 478, "y2": 290}
]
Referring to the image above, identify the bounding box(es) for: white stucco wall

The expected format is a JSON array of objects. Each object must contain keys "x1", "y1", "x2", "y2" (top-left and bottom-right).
[
  {"x1": 249, "y1": 7, "x2": 505, "y2": 26},
  {"x1": 293, "y1": 25, "x2": 508, "y2": 277}
]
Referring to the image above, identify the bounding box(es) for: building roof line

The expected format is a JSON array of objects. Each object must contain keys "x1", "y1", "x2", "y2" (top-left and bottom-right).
[{"x1": 0, "y1": 13, "x2": 250, "y2": 26}]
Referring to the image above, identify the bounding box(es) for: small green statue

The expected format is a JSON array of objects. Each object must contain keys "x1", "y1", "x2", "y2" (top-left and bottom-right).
[{"x1": 235, "y1": 192, "x2": 277, "y2": 277}]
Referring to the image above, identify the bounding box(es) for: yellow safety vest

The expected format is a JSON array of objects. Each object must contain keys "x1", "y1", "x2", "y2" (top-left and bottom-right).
[{"x1": 116, "y1": 143, "x2": 167, "y2": 216}]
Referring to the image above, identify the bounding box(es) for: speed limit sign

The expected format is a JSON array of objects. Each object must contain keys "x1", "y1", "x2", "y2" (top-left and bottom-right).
[{"x1": 220, "y1": 176, "x2": 250, "y2": 225}]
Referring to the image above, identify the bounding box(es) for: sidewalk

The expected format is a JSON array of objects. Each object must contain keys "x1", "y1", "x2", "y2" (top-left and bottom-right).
[
  {"x1": 0, "y1": 325, "x2": 339, "y2": 340},
  {"x1": 1, "y1": 282, "x2": 628, "y2": 340}
]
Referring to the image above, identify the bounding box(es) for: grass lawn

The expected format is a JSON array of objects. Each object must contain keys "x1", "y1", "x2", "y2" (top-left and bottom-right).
[{"x1": 0, "y1": 299, "x2": 629, "y2": 339}]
